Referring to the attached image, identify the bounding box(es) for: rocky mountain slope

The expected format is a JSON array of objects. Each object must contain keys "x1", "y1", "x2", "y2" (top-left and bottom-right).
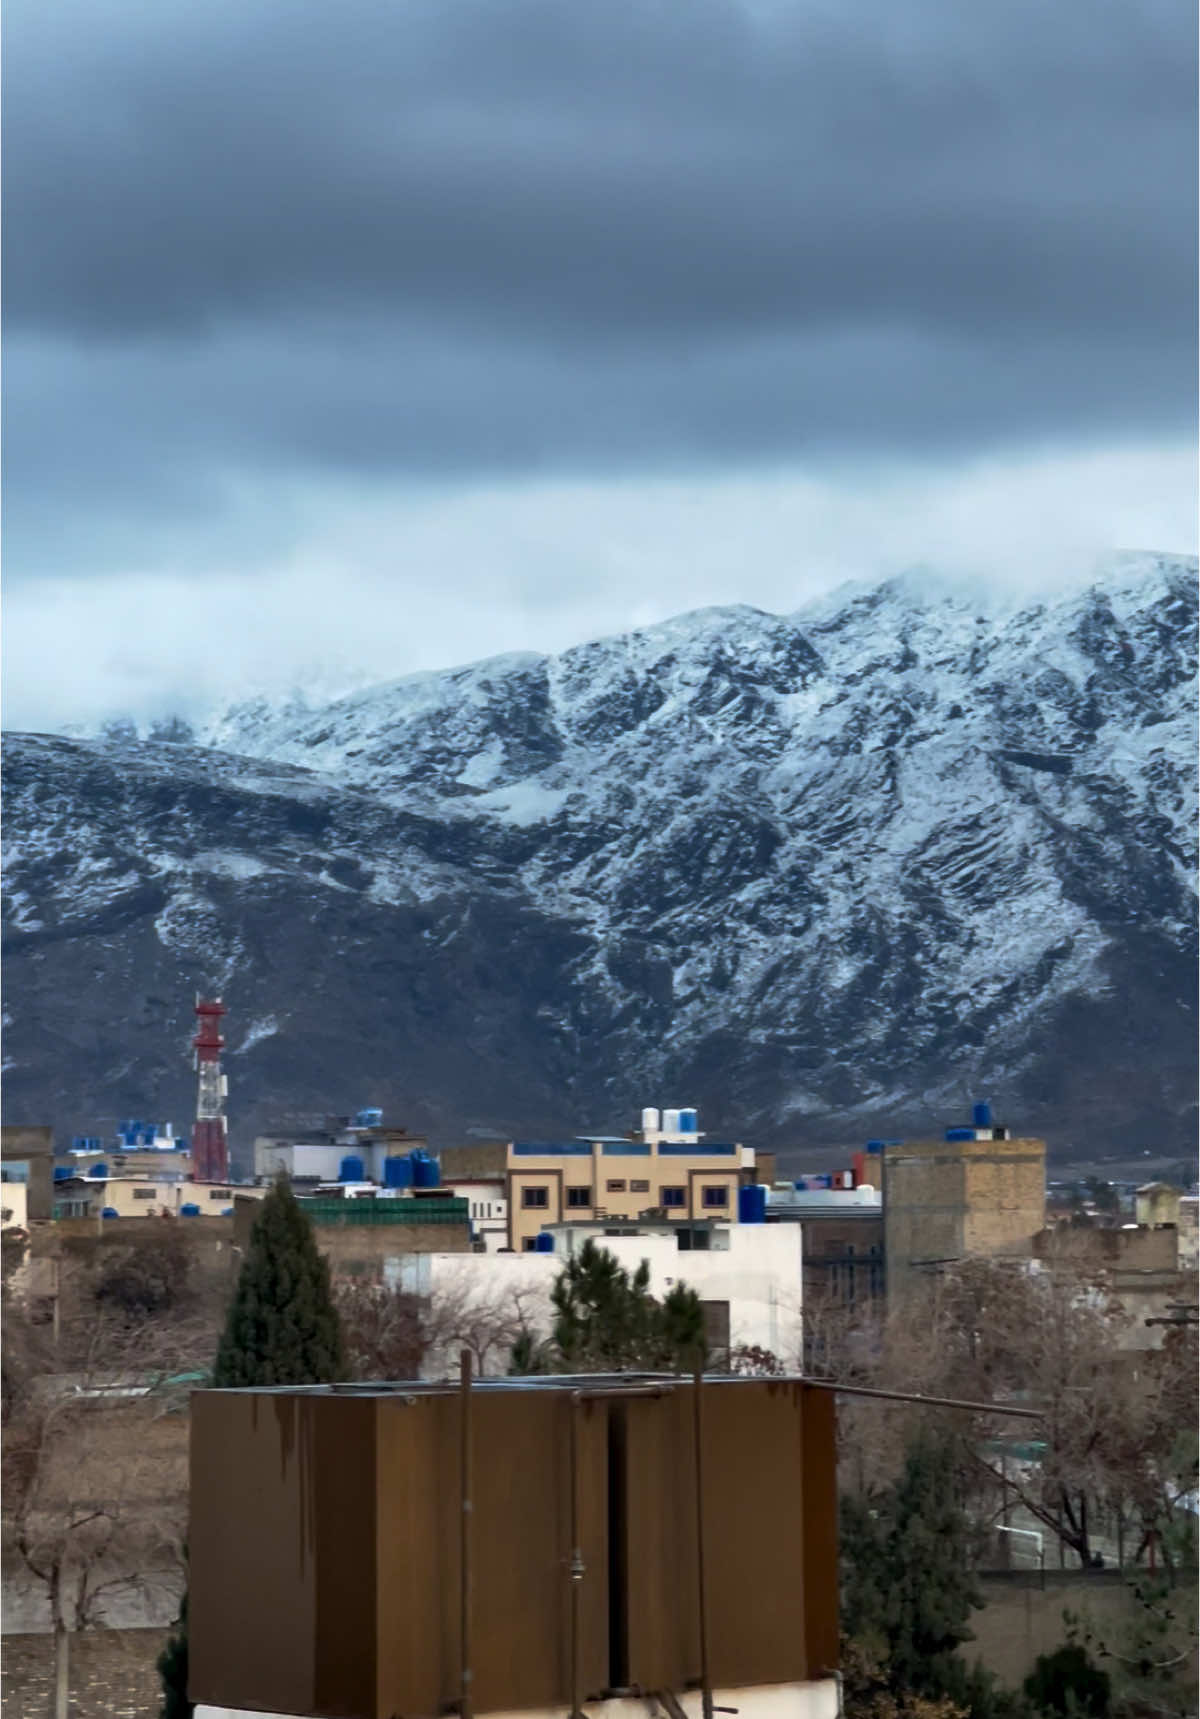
[{"x1": 3, "y1": 554, "x2": 1196, "y2": 1160}]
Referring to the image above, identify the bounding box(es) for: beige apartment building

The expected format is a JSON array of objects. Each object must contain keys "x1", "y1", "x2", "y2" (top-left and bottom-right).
[
  {"x1": 506, "y1": 1110, "x2": 753, "y2": 1251},
  {"x1": 52, "y1": 1175, "x2": 255, "y2": 1220}
]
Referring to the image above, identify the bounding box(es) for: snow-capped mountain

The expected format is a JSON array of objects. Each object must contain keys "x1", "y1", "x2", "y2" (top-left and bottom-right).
[{"x1": 3, "y1": 554, "x2": 1196, "y2": 1158}]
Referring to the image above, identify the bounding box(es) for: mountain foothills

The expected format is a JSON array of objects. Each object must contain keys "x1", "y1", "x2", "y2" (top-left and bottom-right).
[{"x1": 3, "y1": 555, "x2": 1196, "y2": 1162}]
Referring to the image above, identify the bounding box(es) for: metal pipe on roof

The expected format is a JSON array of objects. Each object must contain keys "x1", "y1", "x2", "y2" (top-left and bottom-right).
[
  {"x1": 574, "y1": 1384, "x2": 676, "y2": 1401},
  {"x1": 459, "y1": 1351, "x2": 474, "y2": 1719},
  {"x1": 802, "y1": 1379, "x2": 1044, "y2": 1419},
  {"x1": 692, "y1": 1362, "x2": 714, "y2": 1719},
  {"x1": 568, "y1": 1392, "x2": 584, "y2": 1719}
]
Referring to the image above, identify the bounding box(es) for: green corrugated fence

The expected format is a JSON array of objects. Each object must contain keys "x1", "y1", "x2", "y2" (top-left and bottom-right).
[{"x1": 297, "y1": 1197, "x2": 470, "y2": 1226}]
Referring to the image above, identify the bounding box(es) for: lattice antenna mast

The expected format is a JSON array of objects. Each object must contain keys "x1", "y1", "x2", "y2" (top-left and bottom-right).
[{"x1": 191, "y1": 995, "x2": 228, "y2": 1182}]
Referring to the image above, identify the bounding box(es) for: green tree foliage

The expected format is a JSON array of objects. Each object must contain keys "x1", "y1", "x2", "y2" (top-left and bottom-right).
[
  {"x1": 1065, "y1": 1562, "x2": 1199, "y2": 1719},
  {"x1": 212, "y1": 1178, "x2": 345, "y2": 1387},
  {"x1": 163, "y1": 1182, "x2": 346, "y2": 1715},
  {"x1": 842, "y1": 1428, "x2": 1026, "y2": 1719},
  {"x1": 1023, "y1": 1644, "x2": 1110, "y2": 1718},
  {"x1": 508, "y1": 1239, "x2": 705, "y2": 1373},
  {"x1": 841, "y1": 1635, "x2": 968, "y2": 1719}
]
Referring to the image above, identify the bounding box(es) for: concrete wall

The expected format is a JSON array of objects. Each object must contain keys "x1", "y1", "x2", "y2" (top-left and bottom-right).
[
  {"x1": 969, "y1": 1571, "x2": 1198, "y2": 1688},
  {"x1": 2, "y1": 1124, "x2": 54, "y2": 1220},
  {"x1": 1, "y1": 1180, "x2": 29, "y2": 1231},
  {"x1": 18, "y1": 1217, "x2": 239, "y2": 1304},
  {"x1": 437, "y1": 1142, "x2": 509, "y2": 1181},
  {"x1": 1034, "y1": 1224, "x2": 1178, "y2": 1273}
]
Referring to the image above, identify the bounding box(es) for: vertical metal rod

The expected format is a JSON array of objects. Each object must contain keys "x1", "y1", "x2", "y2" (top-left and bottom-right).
[
  {"x1": 692, "y1": 1360, "x2": 713, "y2": 1719},
  {"x1": 459, "y1": 1350, "x2": 474, "y2": 1719},
  {"x1": 569, "y1": 1392, "x2": 584, "y2": 1719}
]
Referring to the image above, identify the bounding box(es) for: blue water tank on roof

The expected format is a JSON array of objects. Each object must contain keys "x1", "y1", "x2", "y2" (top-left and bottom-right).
[
  {"x1": 339, "y1": 1155, "x2": 365, "y2": 1183},
  {"x1": 54, "y1": 1167, "x2": 72, "y2": 1181},
  {"x1": 180, "y1": 1204, "x2": 201, "y2": 1217},
  {"x1": 679, "y1": 1108, "x2": 698, "y2": 1133},
  {"x1": 534, "y1": 1232, "x2": 555, "y2": 1253},
  {"x1": 865, "y1": 1140, "x2": 885, "y2": 1152},
  {"x1": 413, "y1": 1154, "x2": 439, "y2": 1189},
  {"x1": 101, "y1": 1207, "x2": 120, "y2": 1219},
  {"x1": 355, "y1": 1107, "x2": 383, "y2": 1129},
  {"x1": 972, "y1": 1102, "x2": 992, "y2": 1129},
  {"x1": 738, "y1": 1184, "x2": 767, "y2": 1224},
  {"x1": 945, "y1": 1127, "x2": 975, "y2": 1142},
  {"x1": 89, "y1": 1163, "x2": 109, "y2": 1180},
  {"x1": 384, "y1": 1156, "x2": 414, "y2": 1189}
]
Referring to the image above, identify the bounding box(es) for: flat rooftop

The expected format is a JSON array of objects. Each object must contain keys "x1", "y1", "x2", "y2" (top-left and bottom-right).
[{"x1": 198, "y1": 1370, "x2": 802, "y2": 1398}]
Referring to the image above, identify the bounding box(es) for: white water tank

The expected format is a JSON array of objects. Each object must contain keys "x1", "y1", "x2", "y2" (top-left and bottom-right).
[
  {"x1": 641, "y1": 1107, "x2": 660, "y2": 1135},
  {"x1": 662, "y1": 1108, "x2": 682, "y2": 1136}
]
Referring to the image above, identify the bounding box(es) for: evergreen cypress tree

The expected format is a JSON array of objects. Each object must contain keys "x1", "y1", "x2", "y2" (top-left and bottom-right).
[
  {"x1": 212, "y1": 1176, "x2": 346, "y2": 1386},
  {"x1": 842, "y1": 1428, "x2": 986, "y2": 1708},
  {"x1": 537, "y1": 1238, "x2": 706, "y2": 1373},
  {"x1": 161, "y1": 1180, "x2": 346, "y2": 1715}
]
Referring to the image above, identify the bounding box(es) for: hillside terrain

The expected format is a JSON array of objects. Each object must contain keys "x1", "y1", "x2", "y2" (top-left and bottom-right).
[{"x1": 3, "y1": 554, "x2": 1196, "y2": 1161}]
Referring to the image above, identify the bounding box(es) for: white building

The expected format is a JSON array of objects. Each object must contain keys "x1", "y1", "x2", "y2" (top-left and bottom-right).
[
  {"x1": 437, "y1": 1174, "x2": 508, "y2": 1251},
  {"x1": 407, "y1": 1217, "x2": 804, "y2": 1375},
  {"x1": 1, "y1": 1178, "x2": 28, "y2": 1231}
]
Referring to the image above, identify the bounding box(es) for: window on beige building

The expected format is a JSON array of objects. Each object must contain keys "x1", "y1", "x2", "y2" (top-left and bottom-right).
[
  {"x1": 702, "y1": 1186, "x2": 729, "y2": 1209},
  {"x1": 566, "y1": 1186, "x2": 592, "y2": 1208},
  {"x1": 662, "y1": 1187, "x2": 686, "y2": 1208},
  {"x1": 521, "y1": 1187, "x2": 549, "y2": 1209},
  {"x1": 631, "y1": 1179, "x2": 650, "y2": 1193},
  {"x1": 133, "y1": 1188, "x2": 156, "y2": 1200},
  {"x1": 606, "y1": 1179, "x2": 626, "y2": 1193}
]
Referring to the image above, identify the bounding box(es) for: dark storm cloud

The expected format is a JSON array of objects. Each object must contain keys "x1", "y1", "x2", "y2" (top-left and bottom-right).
[
  {"x1": 8, "y1": 0, "x2": 1194, "y2": 343},
  {"x1": 3, "y1": 0, "x2": 1196, "y2": 572}
]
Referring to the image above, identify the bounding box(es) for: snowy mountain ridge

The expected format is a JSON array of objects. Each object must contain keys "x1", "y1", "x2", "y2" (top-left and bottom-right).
[{"x1": 4, "y1": 552, "x2": 1196, "y2": 1154}]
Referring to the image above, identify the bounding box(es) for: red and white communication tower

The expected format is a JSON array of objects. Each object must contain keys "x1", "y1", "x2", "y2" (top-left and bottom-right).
[{"x1": 191, "y1": 996, "x2": 229, "y2": 1183}]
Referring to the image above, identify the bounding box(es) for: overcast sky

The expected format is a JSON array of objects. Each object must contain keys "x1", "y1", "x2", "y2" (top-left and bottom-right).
[{"x1": 4, "y1": 0, "x2": 1196, "y2": 730}]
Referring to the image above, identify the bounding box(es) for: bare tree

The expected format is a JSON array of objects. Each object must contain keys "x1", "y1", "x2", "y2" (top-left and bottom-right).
[
  {"x1": 424, "y1": 1271, "x2": 553, "y2": 1377},
  {"x1": 2, "y1": 1292, "x2": 197, "y2": 1719},
  {"x1": 335, "y1": 1278, "x2": 428, "y2": 1379},
  {"x1": 336, "y1": 1271, "x2": 554, "y2": 1382}
]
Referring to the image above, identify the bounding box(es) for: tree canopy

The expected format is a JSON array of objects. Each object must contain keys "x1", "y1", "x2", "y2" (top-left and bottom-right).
[
  {"x1": 510, "y1": 1238, "x2": 705, "y2": 1373},
  {"x1": 212, "y1": 1178, "x2": 345, "y2": 1388}
]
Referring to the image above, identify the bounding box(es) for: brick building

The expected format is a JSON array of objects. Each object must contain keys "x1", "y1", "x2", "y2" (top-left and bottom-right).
[{"x1": 883, "y1": 1131, "x2": 1046, "y2": 1298}]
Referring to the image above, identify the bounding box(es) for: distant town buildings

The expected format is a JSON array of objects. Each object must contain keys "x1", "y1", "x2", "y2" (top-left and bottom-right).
[{"x1": 10, "y1": 1023, "x2": 1196, "y2": 1368}]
